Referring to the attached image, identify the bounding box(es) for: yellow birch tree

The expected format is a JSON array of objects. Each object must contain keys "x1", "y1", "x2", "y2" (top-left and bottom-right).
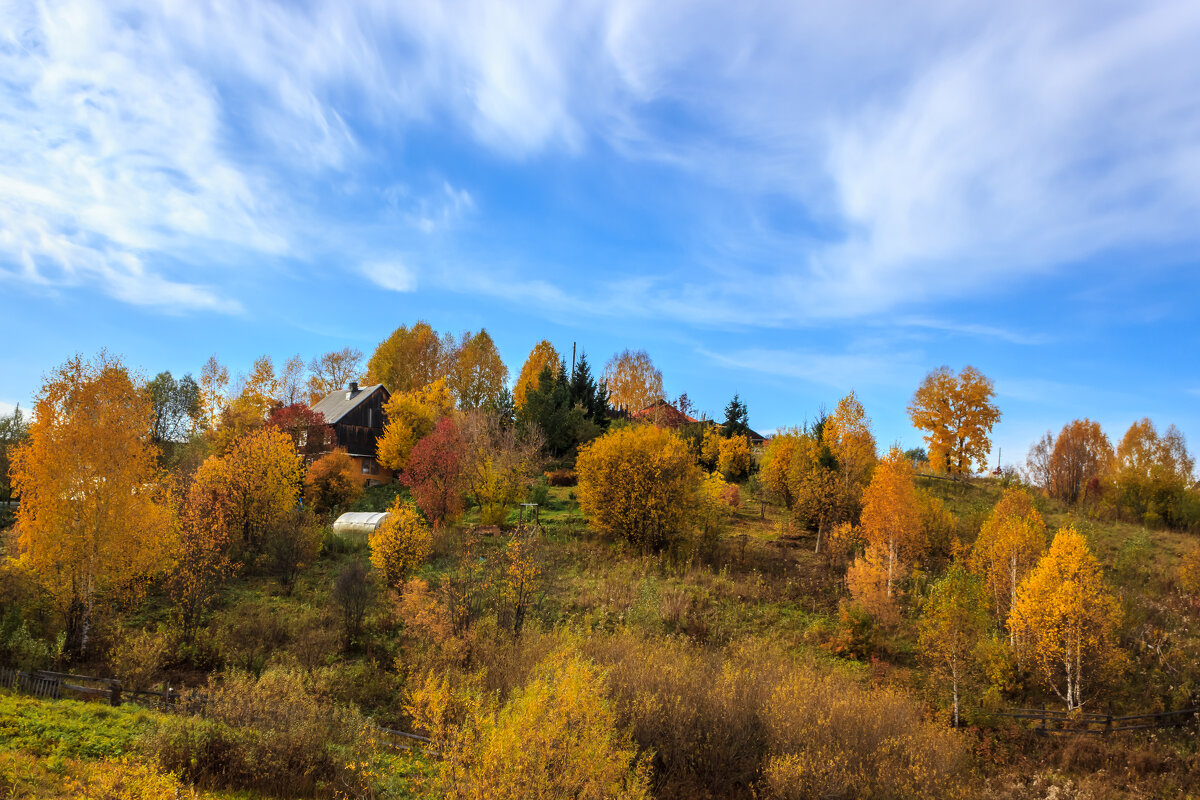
[
  {"x1": 859, "y1": 445, "x2": 925, "y2": 597},
  {"x1": 10, "y1": 353, "x2": 176, "y2": 655},
  {"x1": 1008, "y1": 527, "x2": 1122, "y2": 711},
  {"x1": 969, "y1": 488, "x2": 1047, "y2": 639}
]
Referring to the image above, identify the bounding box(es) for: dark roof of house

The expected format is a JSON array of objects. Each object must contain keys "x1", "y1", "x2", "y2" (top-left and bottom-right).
[
  {"x1": 311, "y1": 384, "x2": 387, "y2": 424},
  {"x1": 630, "y1": 399, "x2": 698, "y2": 428}
]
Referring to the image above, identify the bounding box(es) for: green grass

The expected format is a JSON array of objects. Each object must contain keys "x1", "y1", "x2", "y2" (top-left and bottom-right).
[{"x1": 0, "y1": 691, "x2": 156, "y2": 760}]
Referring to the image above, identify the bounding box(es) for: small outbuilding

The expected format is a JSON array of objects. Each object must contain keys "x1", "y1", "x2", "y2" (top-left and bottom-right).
[{"x1": 332, "y1": 511, "x2": 390, "y2": 537}]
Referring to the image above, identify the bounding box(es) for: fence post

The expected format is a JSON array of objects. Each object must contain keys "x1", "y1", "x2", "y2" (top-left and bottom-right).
[
  {"x1": 1040, "y1": 703, "x2": 1046, "y2": 734},
  {"x1": 110, "y1": 680, "x2": 122, "y2": 707}
]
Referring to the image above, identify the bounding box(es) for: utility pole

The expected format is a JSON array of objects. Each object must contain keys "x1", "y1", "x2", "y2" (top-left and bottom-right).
[{"x1": 571, "y1": 342, "x2": 576, "y2": 380}]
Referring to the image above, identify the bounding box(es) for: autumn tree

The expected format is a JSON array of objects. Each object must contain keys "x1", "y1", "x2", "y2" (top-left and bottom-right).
[
  {"x1": 198, "y1": 354, "x2": 230, "y2": 430},
  {"x1": 514, "y1": 340, "x2": 560, "y2": 411},
  {"x1": 858, "y1": 445, "x2": 926, "y2": 597},
  {"x1": 306, "y1": 347, "x2": 364, "y2": 402},
  {"x1": 10, "y1": 353, "x2": 175, "y2": 655},
  {"x1": 970, "y1": 488, "x2": 1047, "y2": 637},
  {"x1": 368, "y1": 321, "x2": 454, "y2": 393},
  {"x1": 760, "y1": 431, "x2": 800, "y2": 510},
  {"x1": 370, "y1": 499, "x2": 432, "y2": 592},
  {"x1": 700, "y1": 425, "x2": 722, "y2": 472},
  {"x1": 239, "y1": 355, "x2": 279, "y2": 419},
  {"x1": 908, "y1": 366, "x2": 1001, "y2": 475},
  {"x1": 603, "y1": 349, "x2": 664, "y2": 413},
  {"x1": 1009, "y1": 527, "x2": 1122, "y2": 711},
  {"x1": 448, "y1": 329, "x2": 508, "y2": 410},
  {"x1": 498, "y1": 531, "x2": 541, "y2": 636},
  {"x1": 264, "y1": 506, "x2": 321, "y2": 588},
  {"x1": 0, "y1": 404, "x2": 29, "y2": 503},
  {"x1": 825, "y1": 392, "x2": 877, "y2": 495},
  {"x1": 189, "y1": 428, "x2": 302, "y2": 559},
  {"x1": 919, "y1": 563, "x2": 988, "y2": 726},
  {"x1": 1048, "y1": 419, "x2": 1113, "y2": 504},
  {"x1": 265, "y1": 403, "x2": 332, "y2": 461},
  {"x1": 576, "y1": 424, "x2": 702, "y2": 550},
  {"x1": 1113, "y1": 418, "x2": 1196, "y2": 526},
  {"x1": 304, "y1": 449, "x2": 363, "y2": 518},
  {"x1": 377, "y1": 378, "x2": 455, "y2": 472},
  {"x1": 170, "y1": 479, "x2": 236, "y2": 639},
  {"x1": 460, "y1": 409, "x2": 543, "y2": 525},
  {"x1": 402, "y1": 417, "x2": 466, "y2": 525},
  {"x1": 718, "y1": 435, "x2": 751, "y2": 480}
]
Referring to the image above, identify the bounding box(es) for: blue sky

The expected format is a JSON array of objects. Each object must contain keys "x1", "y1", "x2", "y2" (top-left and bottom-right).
[{"x1": 2, "y1": 0, "x2": 1198, "y2": 470}]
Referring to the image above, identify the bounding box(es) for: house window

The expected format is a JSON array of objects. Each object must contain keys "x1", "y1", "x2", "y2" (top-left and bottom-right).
[
  {"x1": 361, "y1": 459, "x2": 371, "y2": 474},
  {"x1": 367, "y1": 408, "x2": 373, "y2": 428}
]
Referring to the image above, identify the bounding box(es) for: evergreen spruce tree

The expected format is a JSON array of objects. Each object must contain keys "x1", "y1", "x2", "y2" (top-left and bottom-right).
[{"x1": 722, "y1": 394, "x2": 750, "y2": 439}]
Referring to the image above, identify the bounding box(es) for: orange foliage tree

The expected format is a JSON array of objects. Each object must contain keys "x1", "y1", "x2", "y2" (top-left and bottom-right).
[
  {"x1": 1009, "y1": 527, "x2": 1122, "y2": 710},
  {"x1": 858, "y1": 445, "x2": 925, "y2": 598},
  {"x1": 907, "y1": 366, "x2": 1001, "y2": 475},
  {"x1": 969, "y1": 488, "x2": 1047, "y2": 638},
  {"x1": 171, "y1": 478, "x2": 237, "y2": 639},
  {"x1": 513, "y1": 340, "x2": 560, "y2": 411},
  {"x1": 1048, "y1": 419, "x2": 1113, "y2": 504},
  {"x1": 368, "y1": 320, "x2": 454, "y2": 393},
  {"x1": 603, "y1": 349, "x2": 664, "y2": 413},
  {"x1": 10, "y1": 353, "x2": 175, "y2": 655},
  {"x1": 304, "y1": 449, "x2": 363, "y2": 518},
  {"x1": 189, "y1": 428, "x2": 302, "y2": 559},
  {"x1": 377, "y1": 378, "x2": 455, "y2": 472},
  {"x1": 825, "y1": 391, "x2": 877, "y2": 492},
  {"x1": 576, "y1": 425, "x2": 702, "y2": 551}
]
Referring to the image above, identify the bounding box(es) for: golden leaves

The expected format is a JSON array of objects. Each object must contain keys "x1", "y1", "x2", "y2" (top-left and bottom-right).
[
  {"x1": 602, "y1": 349, "x2": 663, "y2": 413},
  {"x1": 513, "y1": 340, "x2": 560, "y2": 411},
  {"x1": 907, "y1": 365, "x2": 1000, "y2": 475},
  {"x1": 576, "y1": 424, "x2": 702, "y2": 550},
  {"x1": 369, "y1": 499, "x2": 432, "y2": 592},
  {"x1": 11, "y1": 353, "x2": 175, "y2": 620},
  {"x1": 1008, "y1": 527, "x2": 1122, "y2": 710}
]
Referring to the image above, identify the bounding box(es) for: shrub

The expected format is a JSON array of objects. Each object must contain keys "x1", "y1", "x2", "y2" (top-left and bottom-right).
[
  {"x1": 304, "y1": 449, "x2": 363, "y2": 518},
  {"x1": 546, "y1": 469, "x2": 578, "y2": 487},
  {"x1": 264, "y1": 506, "x2": 322, "y2": 588},
  {"x1": 369, "y1": 499, "x2": 432, "y2": 592},
  {"x1": 408, "y1": 650, "x2": 651, "y2": 800},
  {"x1": 149, "y1": 668, "x2": 370, "y2": 797},
  {"x1": 760, "y1": 670, "x2": 965, "y2": 799},
  {"x1": 718, "y1": 435, "x2": 751, "y2": 480},
  {"x1": 332, "y1": 560, "x2": 372, "y2": 650},
  {"x1": 108, "y1": 627, "x2": 169, "y2": 691},
  {"x1": 576, "y1": 425, "x2": 703, "y2": 551}
]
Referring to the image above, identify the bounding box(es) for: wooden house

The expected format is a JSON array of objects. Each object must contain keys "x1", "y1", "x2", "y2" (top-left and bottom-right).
[{"x1": 311, "y1": 382, "x2": 393, "y2": 485}]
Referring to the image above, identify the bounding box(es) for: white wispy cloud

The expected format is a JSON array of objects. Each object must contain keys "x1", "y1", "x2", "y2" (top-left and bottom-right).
[
  {"x1": 3, "y1": 0, "x2": 1199, "y2": 323},
  {"x1": 363, "y1": 260, "x2": 418, "y2": 293}
]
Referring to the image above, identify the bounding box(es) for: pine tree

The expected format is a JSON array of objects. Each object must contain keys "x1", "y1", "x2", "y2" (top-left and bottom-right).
[{"x1": 722, "y1": 394, "x2": 750, "y2": 438}]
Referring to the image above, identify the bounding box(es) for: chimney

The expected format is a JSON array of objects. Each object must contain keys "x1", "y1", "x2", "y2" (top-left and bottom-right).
[{"x1": 347, "y1": 381, "x2": 359, "y2": 399}]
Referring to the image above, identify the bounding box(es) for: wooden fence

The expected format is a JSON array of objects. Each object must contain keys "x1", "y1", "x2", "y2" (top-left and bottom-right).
[{"x1": 996, "y1": 706, "x2": 1200, "y2": 736}]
